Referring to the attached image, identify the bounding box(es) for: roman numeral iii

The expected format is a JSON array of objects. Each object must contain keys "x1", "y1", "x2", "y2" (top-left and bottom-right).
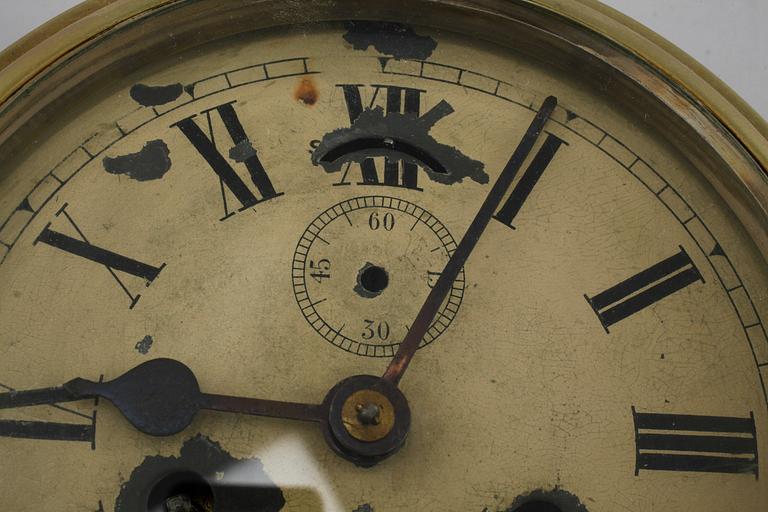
[
  {"x1": 633, "y1": 408, "x2": 758, "y2": 477},
  {"x1": 585, "y1": 246, "x2": 703, "y2": 332}
]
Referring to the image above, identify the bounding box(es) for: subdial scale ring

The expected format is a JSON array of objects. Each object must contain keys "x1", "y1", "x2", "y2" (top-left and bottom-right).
[{"x1": 292, "y1": 196, "x2": 465, "y2": 357}]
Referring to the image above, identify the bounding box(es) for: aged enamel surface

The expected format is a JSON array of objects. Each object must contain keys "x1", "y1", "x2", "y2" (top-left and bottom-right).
[{"x1": 0, "y1": 12, "x2": 766, "y2": 512}]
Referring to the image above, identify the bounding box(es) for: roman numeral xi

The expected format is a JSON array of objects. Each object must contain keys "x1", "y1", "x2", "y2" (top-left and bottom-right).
[
  {"x1": 585, "y1": 246, "x2": 704, "y2": 332},
  {"x1": 633, "y1": 408, "x2": 759, "y2": 477},
  {"x1": 173, "y1": 101, "x2": 283, "y2": 221}
]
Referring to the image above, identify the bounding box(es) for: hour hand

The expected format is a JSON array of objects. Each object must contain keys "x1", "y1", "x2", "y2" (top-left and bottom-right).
[{"x1": 0, "y1": 358, "x2": 324, "y2": 437}]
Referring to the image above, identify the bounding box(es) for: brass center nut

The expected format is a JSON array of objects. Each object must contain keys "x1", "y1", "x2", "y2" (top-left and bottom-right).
[{"x1": 341, "y1": 389, "x2": 395, "y2": 442}]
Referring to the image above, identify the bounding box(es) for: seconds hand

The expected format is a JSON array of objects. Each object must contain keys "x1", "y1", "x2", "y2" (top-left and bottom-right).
[{"x1": 382, "y1": 96, "x2": 559, "y2": 386}]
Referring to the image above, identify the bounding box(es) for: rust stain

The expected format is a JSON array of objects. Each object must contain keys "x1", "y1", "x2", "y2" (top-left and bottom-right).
[{"x1": 294, "y1": 77, "x2": 319, "y2": 106}]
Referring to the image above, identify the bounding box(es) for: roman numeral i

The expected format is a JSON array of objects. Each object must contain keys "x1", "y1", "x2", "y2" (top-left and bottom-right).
[{"x1": 493, "y1": 133, "x2": 566, "y2": 229}]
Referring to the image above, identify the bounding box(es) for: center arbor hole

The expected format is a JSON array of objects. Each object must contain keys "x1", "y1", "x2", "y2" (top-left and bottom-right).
[
  {"x1": 146, "y1": 471, "x2": 214, "y2": 512},
  {"x1": 356, "y1": 263, "x2": 389, "y2": 298},
  {"x1": 513, "y1": 502, "x2": 564, "y2": 512}
]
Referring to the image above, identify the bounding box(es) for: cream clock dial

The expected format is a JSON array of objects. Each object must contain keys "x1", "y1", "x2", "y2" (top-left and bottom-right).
[{"x1": 0, "y1": 1, "x2": 766, "y2": 511}]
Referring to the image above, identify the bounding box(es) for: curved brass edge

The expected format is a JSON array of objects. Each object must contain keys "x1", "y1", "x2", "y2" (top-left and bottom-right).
[
  {"x1": 0, "y1": 0, "x2": 178, "y2": 107},
  {"x1": 0, "y1": 1, "x2": 106, "y2": 72},
  {"x1": 530, "y1": 0, "x2": 768, "y2": 176}
]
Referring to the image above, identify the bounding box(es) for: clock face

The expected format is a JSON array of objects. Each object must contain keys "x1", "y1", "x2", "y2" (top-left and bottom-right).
[{"x1": 0, "y1": 2, "x2": 766, "y2": 511}]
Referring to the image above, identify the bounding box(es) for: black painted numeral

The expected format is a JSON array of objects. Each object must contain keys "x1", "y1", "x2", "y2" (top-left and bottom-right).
[
  {"x1": 0, "y1": 417, "x2": 96, "y2": 445},
  {"x1": 335, "y1": 84, "x2": 425, "y2": 190},
  {"x1": 633, "y1": 408, "x2": 758, "y2": 477},
  {"x1": 35, "y1": 204, "x2": 165, "y2": 309},
  {"x1": 0, "y1": 382, "x2": 97, "y2": 449},
  {"x1": 36, "y1": 229, "x2": 162, "y2": 282},
  {"x1": 173, "y1": 101, "x2": 283, "y2": 220},
  {"x1": 494, "y1": 133, "x2": 566, "y2": 229},
  {"x1": 585, "y1": 246, "x2": 703, "y2": 332}
]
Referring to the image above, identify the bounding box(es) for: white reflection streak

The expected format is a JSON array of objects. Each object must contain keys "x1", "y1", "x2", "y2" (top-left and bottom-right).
[{"x1": 218, "y1": 433, "x2": 344, "y2": 511}]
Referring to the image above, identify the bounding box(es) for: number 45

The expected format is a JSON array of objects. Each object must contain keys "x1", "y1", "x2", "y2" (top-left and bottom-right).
[{"x1": 309, "y1": 259, "x2": 331, "y2": 284}]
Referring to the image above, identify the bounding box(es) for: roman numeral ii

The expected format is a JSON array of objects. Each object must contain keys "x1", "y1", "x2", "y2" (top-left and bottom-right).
[
  {"x1": 0, "y1": 382, "x2": 97, "y2": 449},
  {"x1": 585, "y1": 246, "x2": 703, "y2": 332}
]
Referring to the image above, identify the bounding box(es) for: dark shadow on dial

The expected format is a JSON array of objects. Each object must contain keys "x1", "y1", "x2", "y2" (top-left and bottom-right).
[
  {"x1": 115, "y1": 435, "x2": 286, "y2": 511},
  {"x1": 512, "y1": 502, "x2": 563, "y2": 512},
  {"x1": 320, "y1": 137, "x2": 449, "y2": 175},
  {"x1": 147, "y1": 470, "x2": 213, "y2": 512},
  {"x1": 506, "y1": 489, "x2": 588, "y2": 512}
]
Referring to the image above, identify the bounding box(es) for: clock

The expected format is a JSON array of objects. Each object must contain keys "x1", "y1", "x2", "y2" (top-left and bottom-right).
[{"x1": 0, "y1": 1, "x2": 766, "y2": 511}]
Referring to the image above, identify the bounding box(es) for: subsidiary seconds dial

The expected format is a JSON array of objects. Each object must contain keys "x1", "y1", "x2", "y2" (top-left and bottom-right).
[{"x1": 292, "y1": 196, "x2": 464, "y2": 357}]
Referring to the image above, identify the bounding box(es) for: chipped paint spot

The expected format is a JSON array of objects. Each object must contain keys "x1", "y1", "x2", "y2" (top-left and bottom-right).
[
  {"x1": 229, "y1": 139, "x2": 258, "y2": 163},
  {"x1": 312, "y1": 101, "x2": 487, "y2": 185},
  {"x1": 135, "y1": 335, "x2": 153, "y2": 355},
  {"x1": 103, "y1": 140, "x2": 172, "y2": 182},
  {"x1": 115, "y1": 435, "x2": 285, "y2": 511},
  {"x1": 353, "y1": 505, "x2": 374, "y2": 512},
  {"x1": 129, "y1": 83, "x2": 183, "y2": 107},
  {"x1": 295, "y1": 78, "x2": 319, "y2": 106},
  {"x1": 343, "y1": 21, "x2": 437, "y2": 60},
  {"x1": 504, "y1": 488, "x2": 589, "y2": 512}
]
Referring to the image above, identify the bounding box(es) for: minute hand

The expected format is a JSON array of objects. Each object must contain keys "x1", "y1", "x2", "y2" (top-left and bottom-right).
[{"x1": 382, "y1": 96, "x2": 558, "y2": 386}]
